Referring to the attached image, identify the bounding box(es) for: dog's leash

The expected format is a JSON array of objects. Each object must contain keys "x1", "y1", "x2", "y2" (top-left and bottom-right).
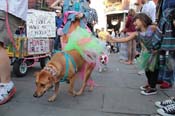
[{"x1": 5, "y1": 0, "x2": 17, "y2": 49}]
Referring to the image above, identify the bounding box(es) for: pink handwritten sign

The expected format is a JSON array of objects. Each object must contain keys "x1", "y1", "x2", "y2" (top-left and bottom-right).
[{"x1": 28, "y1": 39, "x2": 50, "y2": 55}]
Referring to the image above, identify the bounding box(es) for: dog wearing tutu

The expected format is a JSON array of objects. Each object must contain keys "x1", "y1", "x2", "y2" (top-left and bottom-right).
[{"x1": 59, "y1": 2, "x2": 107, "y2": 90}]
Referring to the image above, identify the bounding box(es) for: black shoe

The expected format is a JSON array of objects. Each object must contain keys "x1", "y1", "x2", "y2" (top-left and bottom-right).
[
  {"x1": 157, "y1": 104, "x2": 175, "y2": 116},
  {"x1": 141, "y1": 88, "x2": 157, "y2": 96}
]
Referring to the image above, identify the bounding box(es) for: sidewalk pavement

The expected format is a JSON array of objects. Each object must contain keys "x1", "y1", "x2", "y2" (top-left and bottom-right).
[{"x1": 1, "y1": 54, "x2": 175, "y2": 116}]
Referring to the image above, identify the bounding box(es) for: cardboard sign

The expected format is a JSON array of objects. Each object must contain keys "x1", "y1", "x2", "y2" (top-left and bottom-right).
[
  {"x1": 28, "y1": 39, "x2": 50, "y2": 55},
  {"x1": 27, "y1": 9, "x2": 56, "y2": 38}
]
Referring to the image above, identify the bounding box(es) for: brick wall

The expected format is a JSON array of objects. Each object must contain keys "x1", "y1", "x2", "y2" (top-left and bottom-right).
[{"x1": 28, "y1": 0, "x2": 56, "y2": 9}]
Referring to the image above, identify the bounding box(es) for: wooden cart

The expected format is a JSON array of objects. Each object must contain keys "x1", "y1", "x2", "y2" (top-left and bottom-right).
[{"x1": 6, "y1": 35, "x2": 54, "y2": 77}]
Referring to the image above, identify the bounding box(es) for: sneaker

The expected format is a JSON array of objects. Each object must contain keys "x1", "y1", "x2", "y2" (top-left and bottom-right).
[
  {"x1": 160, "y1": 81, "x2": 172, "y2": 89},
  {"x1": 140, "y1": 84, "x2": 150, "y2": 91},
  {"x1": 133, "y1": 59, "x2": 137, "y2": 64},
  {"x1": 157, "y1": 104, "x2": 175, "y2": 116},
  {"x1": 155, "y1": 97, "x2": 175, "y2": 108},
  {"x1": 141, "y1": 88, "x2": 157, "y2": 96},
  {"x1": 0, "y1": 82, "x2": 16, "y2": 105},
  {"x1": 138, "y1": 70, "x2": 145, "y2": 75}
]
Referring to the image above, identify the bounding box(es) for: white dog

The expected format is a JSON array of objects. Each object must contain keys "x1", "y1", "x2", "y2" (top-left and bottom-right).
[{"x1": 98, "y1": 54, "x2": 109, "y2": 73}]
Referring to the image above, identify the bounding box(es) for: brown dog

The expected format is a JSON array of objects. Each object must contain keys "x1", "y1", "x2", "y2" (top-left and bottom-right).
[{"x1": 33, "y1": 50, "x2": 95, "y2": 102}]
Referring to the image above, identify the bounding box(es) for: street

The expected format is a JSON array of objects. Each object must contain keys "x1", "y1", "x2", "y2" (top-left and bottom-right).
[{"x1": 1, "y1": 54, "x2": 175, "y2": 116}]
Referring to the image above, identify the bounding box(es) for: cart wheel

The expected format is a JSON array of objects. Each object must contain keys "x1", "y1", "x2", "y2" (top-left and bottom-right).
[
  {"x1": 40, "y1": 56, "x2": 50, "y2": 69},
  {"x1": 13, "y1": 60, "x2": 28, "y2": 77}
]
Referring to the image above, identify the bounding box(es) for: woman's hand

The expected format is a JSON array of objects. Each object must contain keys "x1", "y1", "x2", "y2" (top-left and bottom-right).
[{"x1": 76, "y1": 13, "x2": 84, "y2": 19}]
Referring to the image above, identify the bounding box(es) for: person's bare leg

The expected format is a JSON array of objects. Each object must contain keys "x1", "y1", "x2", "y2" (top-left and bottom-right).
[
  {"x1": 125, "y1": 41, "x2": 132, "y2": 64},
  {"x1": 0, "y1": 45, "x2": 11, "y2": 83},
  {"x1": 0, "y1": 44, "x2": 16, "y2": 105},
  {"x1": 131, "y1": 40, "x2": 136, "y2": 63}
]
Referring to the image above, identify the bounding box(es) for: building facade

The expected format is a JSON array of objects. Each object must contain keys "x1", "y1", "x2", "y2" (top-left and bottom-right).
[
  {"x1": 104, "y1": 0, "x2": 158, "y2": 31},
  {"x1": 29, "y1": 0, "x2": 56, "y2": 10}
]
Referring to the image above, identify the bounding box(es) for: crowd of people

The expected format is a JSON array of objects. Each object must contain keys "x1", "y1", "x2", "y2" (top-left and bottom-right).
[
  {"x1": 107, "y1": 0, "x2": 175, "y2": 115},
  {"x1": 0, "y1": 0, "x2": 175, "y2": 115}
]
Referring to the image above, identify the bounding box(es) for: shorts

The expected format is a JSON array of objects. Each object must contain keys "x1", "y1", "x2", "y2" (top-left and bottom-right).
[{"x1": 0, "y1": 10, "x2": 23, "y2": 46}]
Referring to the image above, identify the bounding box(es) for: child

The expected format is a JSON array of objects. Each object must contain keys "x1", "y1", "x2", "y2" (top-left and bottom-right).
[{"x1": 107, "y1": 13, "x2": 161, "y2": 95}]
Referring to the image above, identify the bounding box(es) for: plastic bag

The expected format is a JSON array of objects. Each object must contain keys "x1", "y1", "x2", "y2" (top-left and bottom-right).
[
  {"x1": 136, "y1": 50, "x2": 158, "y2": 72},
  {"x1": 136, "y1": 50, "x2": 151, "y2": 70}
]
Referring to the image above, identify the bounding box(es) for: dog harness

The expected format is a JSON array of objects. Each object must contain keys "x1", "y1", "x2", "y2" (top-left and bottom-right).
[
  {"x1": 60, "y1": 52, "x2": 77, "y2": 82},
  {"x1": 44, "y1": 51, "x2": 77, "y2": 82}
]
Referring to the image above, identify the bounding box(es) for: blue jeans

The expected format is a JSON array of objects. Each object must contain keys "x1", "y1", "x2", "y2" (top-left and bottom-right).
[
  {"x1": 159, "y1": 67, "x2": 174, "y2": 85},
  {"x1": 158, "y1": 53, "x2": 175, "y2": 85},
  {"x1": 54, "y1": 35, "x2": 61, "y2": 50}
]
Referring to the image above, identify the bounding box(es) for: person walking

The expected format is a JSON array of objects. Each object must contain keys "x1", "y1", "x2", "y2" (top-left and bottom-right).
[
  {"x1": 54, "y1": 9, "x2": 63, "y2": 52},
  {"x1": 0, "y1": 0, "x2": 28, "y2": 105},
  {"x1": 141, "y1": 0, "x2": 156, "y2": 22},
  {"x1": 156, "y1": 0, "x2": 175, "y2": 89},
  {"x1": 86, "y1": 0, "x2": 98, "y2": 34}
]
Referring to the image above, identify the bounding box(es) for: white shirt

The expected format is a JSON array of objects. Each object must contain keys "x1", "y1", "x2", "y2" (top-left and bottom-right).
[
  {"x1": 111, "y1": 31, "x2": 115, "y2": 38},
  {"x1": 0, "y1": 0, "x2": 28, "y2": 21},
  {"x1": 141, "y1": 0, "x2": 156, "y2": 22}
]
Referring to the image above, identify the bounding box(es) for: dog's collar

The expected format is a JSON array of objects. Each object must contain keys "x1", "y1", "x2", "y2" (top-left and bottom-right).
[
  {"x1": 44, "y1": 51, "x2": 77, "y2": 82},
  {"x1": 44, "y1": 66, "x2": 57, "y2": 77}
]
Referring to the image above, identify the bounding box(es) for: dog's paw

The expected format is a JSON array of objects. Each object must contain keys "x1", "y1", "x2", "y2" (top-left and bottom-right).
[
  {"x1": 48, "y1": 96, "x2": 56, "y2": 102},
  {"x1": 69, "y1": 90, "x2": 77, "y2": 97},
  {"x1": 75, "y1": 91, "x2": 83, "y2": 96},
  {"x1": 98, "y1": 68, "x2": 102, "y2": 73},
  {"x1": 88, "y1": 85, "x2": 94, "y2": 92},
  {"x1": 103, "y1": 66, "x2": 108, "y2": 71}
]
